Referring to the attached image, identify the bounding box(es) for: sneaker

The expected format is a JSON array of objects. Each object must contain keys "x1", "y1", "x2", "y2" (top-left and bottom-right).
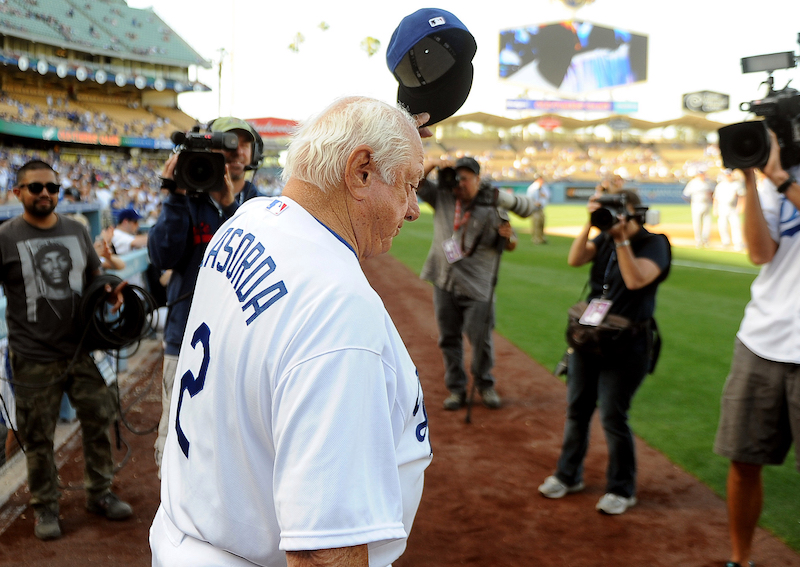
[
  {"x1": 33, "y1": 508, "x2": 61, "y2": 541},
  {"x1": 538, "y1": 475, "x2": 585, "y2": 499},
  {"x1": 595, "y1": 493, "x2": 637, "y2": 515},
  {"x1": 442, "y1": 392, "x2": 465, "y2": 411},
  {"x1": 480, "y1": 387, "x2": 501, "y2": 409},
  {"x1": 86, "y1": 491, "x2": 133, "y2": 520}
]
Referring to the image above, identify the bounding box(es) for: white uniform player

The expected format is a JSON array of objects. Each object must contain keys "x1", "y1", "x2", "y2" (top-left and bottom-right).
[{"x1": 151, "y1": 195, "x2": 432, "y2": 567}]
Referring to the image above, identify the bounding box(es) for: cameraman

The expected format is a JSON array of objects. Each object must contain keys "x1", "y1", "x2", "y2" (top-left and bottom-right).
[
  {"x1": 418, "y1": 156, "x2": 516, "y2": 411},
  {"x1": 537, "y1": 189, "x2": 670, "y2": 515},
  {"x1": 713, "y1": 130, "x2": 800, "y2": 567},
  {"x1": 148, "y1": 117, "x2": 263, "y2": 475}
]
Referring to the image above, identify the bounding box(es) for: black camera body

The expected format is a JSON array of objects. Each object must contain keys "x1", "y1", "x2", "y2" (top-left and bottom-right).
[
  {"x1": 718, "y1": 38, "x2": 800, "y2": 170},
  {"x1": 171, "y1": 128, "x2": 238, "y2": 193},
  {"x1": 435, "y1": 166, "x2": 537, "y2": 217},
  {"x1": 591, "y1": 193, "x2": 649, "y2": 231},
  {"x1": 437, "y1": 166, "x2": 459, "y2": 191},
  {"x1": 719, "y1": 85, "x2": 800, "y2": 170}
]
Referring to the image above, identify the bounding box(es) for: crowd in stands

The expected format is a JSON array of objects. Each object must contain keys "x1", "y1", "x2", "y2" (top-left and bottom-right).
[
  {"x1": 0, "y1": 92, "x2": 183, "y2": 138},
  {"x1": 0, "y1": 147, "x2": 285, "y2": 227},
  {"x1": 429, "y1": 139, "x2": 721, "y2": 185}
]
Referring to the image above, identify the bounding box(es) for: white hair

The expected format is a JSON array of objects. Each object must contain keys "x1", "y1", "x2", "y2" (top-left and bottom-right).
[{"x1": 281, "y1": 97, "x2": 418, "y2": 192}]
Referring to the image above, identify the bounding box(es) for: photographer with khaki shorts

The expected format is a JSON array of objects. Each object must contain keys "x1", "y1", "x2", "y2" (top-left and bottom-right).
[{"x1": 713, "y1": 130, "x2": 800, "y2": 567}]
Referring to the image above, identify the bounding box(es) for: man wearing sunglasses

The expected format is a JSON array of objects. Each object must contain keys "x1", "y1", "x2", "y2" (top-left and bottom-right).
[{"x1": 0, "y1": 160, "x2": 132, "y2": 541}]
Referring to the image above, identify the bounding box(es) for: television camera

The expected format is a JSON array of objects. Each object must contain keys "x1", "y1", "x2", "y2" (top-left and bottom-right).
[
  {"x1": 170, "y1": 127, "x2": 239, "y2": 193},
  {"x1": 718, "y1": 36, "x2": 800, "y2": 170}
]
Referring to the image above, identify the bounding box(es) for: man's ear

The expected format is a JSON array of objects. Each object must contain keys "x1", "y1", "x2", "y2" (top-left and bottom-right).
[
  {"x1": 11, "y1": 186, "x2": 21, "y2": 201},
  {"x1": 344, "y1": 146, "x2": 373, "y2": 201}
]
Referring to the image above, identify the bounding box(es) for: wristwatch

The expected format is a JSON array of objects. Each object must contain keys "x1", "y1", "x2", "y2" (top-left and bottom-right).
[
  {"x1": 615, "y1": 239, "x2": 631, "y2": 249},
  {"x1": 776, "y1": 176, "x2": 796, "y2": 194}
]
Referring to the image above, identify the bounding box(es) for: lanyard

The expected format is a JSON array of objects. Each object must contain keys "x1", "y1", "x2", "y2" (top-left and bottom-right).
[{"x1": 453, "y1": 199, "x2": 471, "y2": 232}]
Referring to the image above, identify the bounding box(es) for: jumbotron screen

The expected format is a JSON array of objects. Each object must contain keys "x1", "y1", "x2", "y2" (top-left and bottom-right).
[{"x1": 499, "y1": 21, "x2": 648, "y2": 94}]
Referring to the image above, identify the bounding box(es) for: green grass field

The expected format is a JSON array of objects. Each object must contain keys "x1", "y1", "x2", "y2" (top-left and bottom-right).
[{"x1": 389, "y1": 203, "x2": 800, "y2": 551}]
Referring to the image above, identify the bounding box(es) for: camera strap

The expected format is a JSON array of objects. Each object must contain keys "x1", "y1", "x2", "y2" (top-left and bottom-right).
[{"x1": 601, "y1": 244, "x2": 618, "y2": 299}]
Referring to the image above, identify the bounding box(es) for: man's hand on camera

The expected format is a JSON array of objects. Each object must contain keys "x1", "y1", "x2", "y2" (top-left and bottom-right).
[
  {"x1": 761, "y1": 129, "x2": 792, "y2": 187},
  {"x1": 160, "y1": 153, "x2": 186, "y2": 195},
  {"x1": 608, "y1": 213, "x2": 635, "y2": 243},
  {"x1": 208, "y1": 165, "x2": 235, "y2": 208}
]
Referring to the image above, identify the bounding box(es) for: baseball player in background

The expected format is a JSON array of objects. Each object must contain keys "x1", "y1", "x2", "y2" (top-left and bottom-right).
[{"x1": 149, "y1": 96, "x2": 432, "y2": 567}]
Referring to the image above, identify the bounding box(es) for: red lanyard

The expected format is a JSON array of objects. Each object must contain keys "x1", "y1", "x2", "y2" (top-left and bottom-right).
[{"x1": 453, "y1": 199, "x2": 471, "y2": 232}]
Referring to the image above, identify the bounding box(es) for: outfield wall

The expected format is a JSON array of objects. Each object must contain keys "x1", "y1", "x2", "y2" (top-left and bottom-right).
[{"x1": 496, "y1": 180, "x2": 686, "y2": 204}]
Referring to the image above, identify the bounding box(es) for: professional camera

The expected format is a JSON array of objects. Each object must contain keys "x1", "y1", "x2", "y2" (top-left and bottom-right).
[
  {"x1": 591, "y1": 193, "x2": 652, "y2": 231},
  {"x1": 436, "y1": 166, "x2": 537, "y2": 218},
  {"x1": 171, "y1": 127, "x2": 238, "y2": 193},
  {"x1": 718, "y1": 42, "x2": 800, "y2": 170},
  {"x1": 437, "y1": 166, "x2": 459, "y2": 191}
]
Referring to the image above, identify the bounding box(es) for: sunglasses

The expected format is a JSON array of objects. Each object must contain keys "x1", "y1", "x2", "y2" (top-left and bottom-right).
[{"x1": 19, "y1": 182, "x2": 61, "y2": 195}]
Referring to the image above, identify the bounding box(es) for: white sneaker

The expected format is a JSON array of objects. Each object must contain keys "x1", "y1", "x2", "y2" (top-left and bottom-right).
[
  {"x1": 537, "y1": 475, "x2": 585, "y2": 499},
  {"x1": 595, "y1": 493, "x2": 637, "y2": 515}
]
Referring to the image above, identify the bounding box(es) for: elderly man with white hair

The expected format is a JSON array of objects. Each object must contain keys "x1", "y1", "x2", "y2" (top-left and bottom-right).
[{"x1": 150, "y1": 97, "x2": 432, "y2": 567}]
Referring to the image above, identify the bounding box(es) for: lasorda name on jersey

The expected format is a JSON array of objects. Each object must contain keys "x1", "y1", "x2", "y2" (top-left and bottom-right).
[{"x1": 202, "y1": 225, "x2": 288, "y2": 325}]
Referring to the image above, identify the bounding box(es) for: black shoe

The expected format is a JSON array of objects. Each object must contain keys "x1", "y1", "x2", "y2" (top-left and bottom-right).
[
  {"x1": 86, "y1": 491, "x2": 133, "y2": 520},
  {"x1": 34, "y1": 508, "x2": 61, "y2": 541},
  {"x1": 443, "y1": 392, "x2": 466, "y2": 411}
]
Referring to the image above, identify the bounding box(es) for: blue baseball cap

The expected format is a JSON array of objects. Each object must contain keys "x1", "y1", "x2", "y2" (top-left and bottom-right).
[
  {"x1": 116, "y1": 208, "x2": 141, "y2": 224},
  {"x1": 386, "y1": 8, "x2": 476, "y2": 127}
]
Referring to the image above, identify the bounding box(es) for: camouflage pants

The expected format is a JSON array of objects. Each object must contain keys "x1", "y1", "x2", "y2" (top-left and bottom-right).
[{"x1": 11, "y1": 351, "x2": 117, "y2": 513}]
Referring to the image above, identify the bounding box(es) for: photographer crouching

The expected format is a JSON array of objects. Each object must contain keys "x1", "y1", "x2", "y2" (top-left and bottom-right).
[
  {"x1": 148, "y1": 117, "x2": 263, "y2": 476},
  {"x1": 418, "y1": 156, "x2": 530, "y2": 411},
  {"x1": 537, "y1": 189, "x2": 671, "y2": 515}
]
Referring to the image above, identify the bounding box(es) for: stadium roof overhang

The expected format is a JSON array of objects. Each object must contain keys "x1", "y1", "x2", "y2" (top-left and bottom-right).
[{"x1": 436, "y1": 112, "x2": 728, "y2": 134}]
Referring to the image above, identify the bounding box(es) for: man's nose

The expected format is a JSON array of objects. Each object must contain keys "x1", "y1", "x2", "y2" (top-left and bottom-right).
[{"x1": 406, "y1": 192, "x2": 420, "y2": 221}]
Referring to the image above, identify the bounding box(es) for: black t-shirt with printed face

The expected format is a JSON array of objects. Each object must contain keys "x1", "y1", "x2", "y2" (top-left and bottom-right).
[
  {"x1": 588, "y1": 228, "x2": 671, "y2": 322},
  {"x1": 0, "y1": 215, "x2": 100, "y2": 361}
]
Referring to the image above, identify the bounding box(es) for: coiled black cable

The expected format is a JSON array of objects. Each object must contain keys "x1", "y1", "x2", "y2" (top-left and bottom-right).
[{"x1": 77, "y1": 274, "x2": 158, "y2": 352}]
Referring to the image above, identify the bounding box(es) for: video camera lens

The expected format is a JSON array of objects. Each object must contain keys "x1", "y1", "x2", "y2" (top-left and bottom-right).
[
  {"x1": 171, "y1": 129, "x2": 237, "y2": 193},
  {"x1": 590, "y1": 194, "x2": 628, "y2": 231},
  {"x1": 718, "y1": 122, "x2": 771, "y2": 170}
]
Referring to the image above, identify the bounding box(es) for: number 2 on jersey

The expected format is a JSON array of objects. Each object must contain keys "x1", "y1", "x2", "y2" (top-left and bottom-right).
[{"x1": 175, "y1": 322, "x2": 211, "y2": 458}]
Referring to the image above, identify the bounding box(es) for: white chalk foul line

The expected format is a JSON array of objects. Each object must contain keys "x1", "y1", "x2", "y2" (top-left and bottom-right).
[{"x1": 671, "y1": 259, "x2": 760, "y2": 275}]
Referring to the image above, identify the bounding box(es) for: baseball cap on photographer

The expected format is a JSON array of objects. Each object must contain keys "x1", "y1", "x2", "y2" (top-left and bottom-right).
[
  {"x1": 208, "y1": 117, "x2": 264, "y2": 171},
  {"x1": 455, "y1": 156, "x2": 480, "y2": 176},
  {"x1": 208, "y1": 117, "x2": 256, "y2": 143},
  {"x1": 387, "y1": 8, "x2": 477, "y2": 127}
]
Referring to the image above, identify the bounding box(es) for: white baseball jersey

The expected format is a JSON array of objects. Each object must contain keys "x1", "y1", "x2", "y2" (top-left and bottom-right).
[{"x1": 151, "y1": 196, "x2": 432, "y2": 567}]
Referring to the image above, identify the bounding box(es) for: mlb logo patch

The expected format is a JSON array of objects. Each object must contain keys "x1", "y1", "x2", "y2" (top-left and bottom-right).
[
  {"x1": 428, "y1": 16, "x2": 445, "y2": 28},
  {"x1": 266, "y1": 199, "x2": 288, "y2": 216}
]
